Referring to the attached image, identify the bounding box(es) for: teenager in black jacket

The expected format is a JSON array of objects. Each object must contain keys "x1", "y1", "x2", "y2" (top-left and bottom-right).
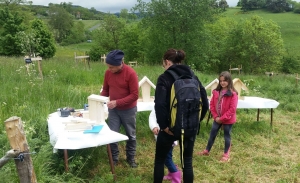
[{"x1": 153, "y1": 48, "x2": 209, "y2": 183}]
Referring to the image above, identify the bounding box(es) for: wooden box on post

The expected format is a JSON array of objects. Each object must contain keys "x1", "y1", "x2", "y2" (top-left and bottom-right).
[{"x1": 87, "y1": 94, "x2": 109, "y2": 124}]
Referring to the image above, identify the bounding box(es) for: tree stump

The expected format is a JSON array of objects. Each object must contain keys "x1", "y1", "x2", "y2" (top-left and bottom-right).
[{"x1": 5, "y1": 116, "x2": 37, "y2": 183}]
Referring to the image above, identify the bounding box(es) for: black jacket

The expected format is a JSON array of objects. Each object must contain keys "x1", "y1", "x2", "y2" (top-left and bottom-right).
[{"x1": 154, "y1": 64, "x2": 209, "y2": 130}]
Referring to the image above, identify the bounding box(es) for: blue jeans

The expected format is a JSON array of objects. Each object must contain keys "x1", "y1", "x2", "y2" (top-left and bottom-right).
[
  {"x1": 165, "y1": 147, "x2": 177, "y2": 173},
  {"x1": 154, "y1": 131, "x2": 195, "y2": 183},
  {"x1": 108, "y1": 106, "x2": 137, "y2": 161},
  {"x1": 206, "y1": 121, "x2": 233, "y2": 153}
]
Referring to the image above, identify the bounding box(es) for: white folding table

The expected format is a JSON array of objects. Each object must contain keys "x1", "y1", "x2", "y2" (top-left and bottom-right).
[
  {"x1": 47, "y1": 111, "x2": 128, "y2": 179},
  {"x1": 206, "y1": 96, "x2": 280, "y2": 126}
]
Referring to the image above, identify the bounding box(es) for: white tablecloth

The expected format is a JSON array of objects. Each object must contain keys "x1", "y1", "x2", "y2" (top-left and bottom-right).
[
  {"x1": 136, "y1": 97, "x2": 280, "y2": 110},
  {"x1": 47, "y1": 112, "x2": 128, "y2": 152},
  {"x1": 236, "y1": 96, "x2": 279, "y2": 109},
  {"x1": 136, "y1": 101, "x2": 154, "y2": 111}
]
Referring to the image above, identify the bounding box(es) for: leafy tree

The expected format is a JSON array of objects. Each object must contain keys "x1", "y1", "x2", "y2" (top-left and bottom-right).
[
  {"x1": 119, "y1": 22, "x2": 142, "y2": 62},
  {"x1": 218, "y1": 0, "x2": 229, "y2": 11},
  {"x1": 73, "y1": 6, "x2": 94, "y2": 20},
  {"x1": 61, "y1": 21, "x2": 86, "y2": 45},
  {"x1": 89, "y1": 14, "x2": 126, "y2": 61},
  {"x1": 120, "y1": 9, "x2": 129, "y2": 19},
  {"x1": 0, "y1": 0, "x2": 26, "y2": 6},
  {"x1": 133, "y1": 0, "x2": 219, "y2": 68},
  {"x1": 229, "y1": 16, "x2": 284, "y2": 73},
  {"x1": 202, "y1": 17, "x2": 238, "y2": 72},
  {"x1": 0, "y1": 7, "x2": 25, "y2": 56},
  {"x1": 48, "y1": 5, "x2": 74, "y2": 43},
  {"x1": 98, "y1": 14, "x2": 125, "y2": 49},
  {"x1": 241, "y1": 0, "x2": 265, "y2": 11},
  {"x1": 30, "y1": 19, "x2": 56, "y2": 58},
  {"x1": 16, "y1": 19, "x2": 56, "y2": 58},
  {"x1": 265, "y1": 0, "x2": 293, "y2": 13},
  {"x1": 16, "y1": 30, "x2": 39, "y2": 56}
]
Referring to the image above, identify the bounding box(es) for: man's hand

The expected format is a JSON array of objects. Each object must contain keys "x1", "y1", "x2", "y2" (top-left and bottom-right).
[
  {"x1": 107, "y1": 100, "x2": 117, "y2": 109},
  {"x1": 152, "y1": 127, "x2": 159, "y2": 135}
]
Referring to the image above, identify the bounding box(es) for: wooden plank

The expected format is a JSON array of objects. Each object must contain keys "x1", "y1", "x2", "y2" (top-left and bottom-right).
[
  {"x1": 30, "y1": 57, "x2": 42, "y2": 61},
  {"x1": 229, "y1": 68, "x2": 240, "y2": 70},
  {"x1": 75, "y1": 56, "x2": 90, "y2": 59},
  {"x1": 74, "y1": 52, "x2": 90, "y2": 69}
]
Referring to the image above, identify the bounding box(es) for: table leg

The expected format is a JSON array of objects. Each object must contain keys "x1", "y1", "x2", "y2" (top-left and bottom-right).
[
  {"x1": 107, "y1": 144, "x2": 116, "y2": 181},
  {"x1": 257, "y1": 109, "x2": 260, "y2": 121},
  {"x1": 64, "y1": 149, "x2": 69, "y2": 172},
  {"x1": 271, "y1": 108, "x2": 273, "y2": 126}
]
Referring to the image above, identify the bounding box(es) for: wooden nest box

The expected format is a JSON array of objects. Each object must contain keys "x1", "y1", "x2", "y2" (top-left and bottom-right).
[
  {"x1": 87, "y1": 94, "x2": 109, "y2": 124},
  {"x1": 205, "y1": 78, "x2": 219, "y2": 99},
  {"x1": 138, "y1": 76, "x2": 156, "y2": 102},
  {"x1": 233, "y1": 78, "x2": 249, "y2": 99}
]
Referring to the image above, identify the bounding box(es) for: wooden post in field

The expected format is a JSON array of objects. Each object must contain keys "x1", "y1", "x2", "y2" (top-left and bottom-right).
[
  {"x1": 75, "y1": 52, "x2": 90, "y2": 69},
  {"x1": 5, "y1": 116, "x2": 37, "y2": 183},
  {"x1": 24, "y1": 57, "x2": 43, "y2": 80},
  {"x1": 296, "y1": 73, "x2": 300, "y2": 85},
  {"x1": 101, "y1": 54, "x2": 106, "y2": 63},
  {"x1": 229, "y1": 65, "x2": 242, "y2": 75}
]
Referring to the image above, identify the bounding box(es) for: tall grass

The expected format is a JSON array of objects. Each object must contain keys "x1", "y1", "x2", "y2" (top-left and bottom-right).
[{"x1": 0, "y1": 56, "x2": 299, "y2": 182}]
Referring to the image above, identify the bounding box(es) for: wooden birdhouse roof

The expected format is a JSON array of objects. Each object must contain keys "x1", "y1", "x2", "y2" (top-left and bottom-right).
[
  {"x1": 139, "y1": 76, "x2": 156, "y2": 89},
  {"x1": 205, "y1": 78, "x2": 219, "y2": 99},
  {"x1": 138, "y1": 76, "x2": 156, "y2": 102},
  {"x1": 233, "y1": 78, "x2": 249, "y2": 92},
  {"x1": 233, "y1": 78, "x2": 249, "y2": 99},
  {"x1": 205, "y1": 78, "x2": 219, "y2": 90}
]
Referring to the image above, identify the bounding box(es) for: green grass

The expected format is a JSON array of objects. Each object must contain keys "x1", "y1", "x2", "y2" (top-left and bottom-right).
[
  {"x1": 224, "y1": 8, "x2": 300, "y2": 56},
  {"x1": 75, "y1": 20, "x2": 101, "y2": 30},
  {"x1": 0, "y1": 54, "x2": 300, "y2": 182}
]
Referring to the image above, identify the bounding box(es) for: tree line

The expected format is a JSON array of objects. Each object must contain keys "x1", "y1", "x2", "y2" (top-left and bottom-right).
[
  {"x1": 238, "y1": 0, "x2": 300, "y2": 13},
  {"x1": 0, "y1": 0, "x2": 298, "y2": 74}
]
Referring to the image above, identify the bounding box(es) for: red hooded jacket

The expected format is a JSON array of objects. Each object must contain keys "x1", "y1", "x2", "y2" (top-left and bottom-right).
[{"x1": 210, "y1": 89, "x2": 238, "y2": 124}]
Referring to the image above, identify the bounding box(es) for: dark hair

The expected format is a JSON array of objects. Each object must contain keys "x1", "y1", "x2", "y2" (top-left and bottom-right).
[
  {"x1": 163, "y1": 48, "x2": 185, "y2": 64},
  {"x1": 216, "y1": 71, "x2": 238, "y2": 93}
]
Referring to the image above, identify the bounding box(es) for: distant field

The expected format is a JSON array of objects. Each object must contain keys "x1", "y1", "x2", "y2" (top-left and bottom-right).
[
  {"x1": 224, "y1": 8, "x2": 300, "y2": 56},
  {"x1": 55, "y1": 42, "x2": 94, "y2": 58},
  {"x1": 75, "y1": 19, "x2": 101, "y2": 30}
]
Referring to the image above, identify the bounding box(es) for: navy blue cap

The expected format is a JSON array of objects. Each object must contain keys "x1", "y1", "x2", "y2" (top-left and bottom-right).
[{"x1": 106, "y1": 50, "x2": 124, "y2": 66}]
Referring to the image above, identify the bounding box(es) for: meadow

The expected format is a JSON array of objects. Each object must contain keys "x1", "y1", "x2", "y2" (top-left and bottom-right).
[
  {"x1": 0, "y1": 51, "x2": 300, "y2": 182},
  {"x1": 0, "y1": 8, "x2": 300, "y2": 183}
]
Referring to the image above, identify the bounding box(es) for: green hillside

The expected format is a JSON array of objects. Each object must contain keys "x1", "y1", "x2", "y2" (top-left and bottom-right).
[
  {"x1": 75, "y1": 19, "x2": 101, "y2": 30},
  {"x1": 75, "y1": 9, "x2": 300, "y2": 57},
  {"x1": 224, "y1": 8, "x2": 300, "y2": 56}
]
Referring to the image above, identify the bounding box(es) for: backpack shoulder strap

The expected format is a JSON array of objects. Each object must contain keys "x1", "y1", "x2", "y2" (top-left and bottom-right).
[{"x1": 166, "y1": 70, "x2": 179, "y2": 81}]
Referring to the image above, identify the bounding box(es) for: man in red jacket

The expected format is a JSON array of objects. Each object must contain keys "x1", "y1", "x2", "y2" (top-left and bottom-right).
[{"x1": 100, "y1": 50, "x2": 139, "y2": 168}]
